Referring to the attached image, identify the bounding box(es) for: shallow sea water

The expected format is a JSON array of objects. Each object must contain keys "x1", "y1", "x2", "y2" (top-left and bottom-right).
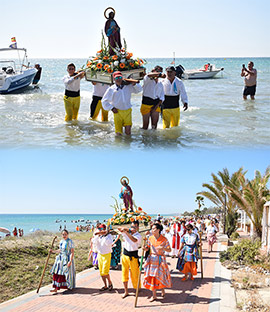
[{"x1": 0, "y1": 57, "x2": 269, "y2": 150}]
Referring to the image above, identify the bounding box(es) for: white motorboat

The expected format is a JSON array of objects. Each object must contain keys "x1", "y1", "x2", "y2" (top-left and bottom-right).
[
  {"x1": 183, "y1": 64, "x2": 224, "y2": 79},
  {"x1": 0, "y1": 48, "x2": 37, "y2": 94}
]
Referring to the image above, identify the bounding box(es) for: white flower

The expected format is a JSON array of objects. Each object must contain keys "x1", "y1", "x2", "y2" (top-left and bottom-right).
[
  {"x1": 120, "y1": 59, "x2": 126, "y2": 63},
  {"x1": 114, "y1": 61, "x2": 119, "y2": 66},
  {"x1": 91, "y1": 65, "x2": 96, "y2": 69}
]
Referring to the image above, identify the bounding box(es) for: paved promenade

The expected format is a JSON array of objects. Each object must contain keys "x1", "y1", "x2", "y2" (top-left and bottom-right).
[{"x1": 0, "y1": 237, "x2": 236, "y2": 312}]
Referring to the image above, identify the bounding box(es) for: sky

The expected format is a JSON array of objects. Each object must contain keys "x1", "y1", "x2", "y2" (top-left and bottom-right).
[
  {"x1": 0, "y1": 149, "x2": 269, "y2": 215},
  {"x1": 1, "y1": 0, "x2": 270, "y2": 58}
]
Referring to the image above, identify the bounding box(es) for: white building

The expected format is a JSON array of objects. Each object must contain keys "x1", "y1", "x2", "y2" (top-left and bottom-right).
[{"x1": 262, "y1": 201, "x2": 270, "y2": 254}]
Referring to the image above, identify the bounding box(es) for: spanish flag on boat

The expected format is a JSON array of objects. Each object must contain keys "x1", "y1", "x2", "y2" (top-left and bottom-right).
[{"x1": 9, "y1": 37, "x2": 17, "y2": 49}]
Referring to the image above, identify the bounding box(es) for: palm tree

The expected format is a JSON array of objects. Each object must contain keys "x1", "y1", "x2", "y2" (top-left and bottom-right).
[
  {"x1": 227, "y1": 167, "x2": 270, "y2": 238},
  {"x1": 197, "y1": 168, "x2": 245, "y2": 235},
  {"x1": 195, "y1": 195, "x2": 204, "y2": 211}
]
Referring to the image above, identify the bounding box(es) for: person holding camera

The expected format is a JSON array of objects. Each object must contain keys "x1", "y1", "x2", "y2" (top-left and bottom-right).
[{"x1": 241, "y1": 61, "x2": 257, "y2": 100}]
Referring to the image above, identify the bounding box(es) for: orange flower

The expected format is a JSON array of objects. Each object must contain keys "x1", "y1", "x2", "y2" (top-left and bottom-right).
[
  {"x1": 96, "y1": 63, "x2": 102, "y2": 69},
  {"x1": 103, "y1": 56, "x2": 109, "y2": 60},
  {"x1": 112, "y1": 55, "x2": 118, "y2": 60},
  {"x1": 97, "y1": 50, "x2": 102, "y2": 53},
  {"x1": 130, "y1": 217, "x2": 135, "y2": 222},
  {"x1": 107, "y1": 68, "x2": 113, "y2": 73},
  {"x1": 122, "y1": 208, "x2": 127, "y2": 211},
  {"x1": 104, "y1": 64, "x2": 110, "y2": 70},
  {"x1": 119, "y1": 63, "x2": 125, "y2": 69},
  {"x1": 113, "y1": 213, "x2": 117, "y2": 217},
  {"x1": 138, "y1": 207, "x2": 143, "y2": 211},
  {"x1": 87, "y1": 61, "x2": 92, "y2": 67},
  {"x1": 121, "y1": 218, "x2": 125, "y2": 223},
  {"x1": 136, "y1": 216, "x2": 140, "y2": 220},
  {"x1": 93, "y1": 57, "x2": 98, "y2": 61},
  {"x1": 129, "y1": 53, "x2": 133, "y2": 57}
]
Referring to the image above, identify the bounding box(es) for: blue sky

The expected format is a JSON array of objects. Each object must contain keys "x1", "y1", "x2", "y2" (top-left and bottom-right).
[
  {"x1": 1, "y1": 0, "x2": 269, "y2": 58},
  {"x1": 0, "y1": 149, "x2": 269, "y2": 214}
]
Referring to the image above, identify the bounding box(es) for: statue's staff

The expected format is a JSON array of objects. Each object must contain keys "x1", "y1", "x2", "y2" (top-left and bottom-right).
[
  {"x1": 37, "y1": 236, "x2": 57, "y2": 293},
  {"x1": 199, "y1": 231, "x2": 203, "y2": 279},
  {"x1": 134, "y1": 238, "x2": 147, "y2": 308}
]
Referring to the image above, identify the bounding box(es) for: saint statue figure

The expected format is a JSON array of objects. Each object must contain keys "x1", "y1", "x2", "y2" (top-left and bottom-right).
[
  {"x1": 119, "y1": 177, "x2": 133, "y2": 212},
  {"x1": 104, "y1": 7, "x2": 122, "y2": 55}
]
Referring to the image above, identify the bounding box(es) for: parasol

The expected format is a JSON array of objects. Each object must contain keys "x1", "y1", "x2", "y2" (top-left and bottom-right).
[{"x1": 0, "y1": 227, "x2": 11, "y2": 234}]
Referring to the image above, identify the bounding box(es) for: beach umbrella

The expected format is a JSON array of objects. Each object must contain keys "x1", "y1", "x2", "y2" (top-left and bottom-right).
[
  {"x1": 29, "y1": 228, "x2": 40, "y2": 233},
  {"x1": 0, "y1": 227, "x2": 11, "y2": 234}
]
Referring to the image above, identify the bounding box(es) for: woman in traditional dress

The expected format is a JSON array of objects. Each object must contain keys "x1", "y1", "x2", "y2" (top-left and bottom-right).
[
  {"x1": 50, "y1": 229, "x2": 75, "y2": 292},
  {"x1": 206, "y1": 220, "x2": 218, "y2": 253},
  {"x1": 177, "y1": 224, "x2": 200, "y2": 281},
  {"x1": 143, "y1": 223, "x2": 172, "y2": 302}
]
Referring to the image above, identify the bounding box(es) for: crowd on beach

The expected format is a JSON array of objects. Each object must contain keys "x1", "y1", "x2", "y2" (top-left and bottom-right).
[
  {"x1": 12, "y1": 227, "x2": 24, "y2": 237},
  {"x1": 49, "y1": 214, "x2": 219, "y2": 302}
]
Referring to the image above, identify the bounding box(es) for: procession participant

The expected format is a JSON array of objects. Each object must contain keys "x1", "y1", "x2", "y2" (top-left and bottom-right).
[
  {"x1": 162, "y1": 220, "x2": 172, "y2": 256},
  {"x1": 204, "y1": 216, "x2": 211, "y2": 231},
  {"x1": 92, "y1": 224, "x2": 114, "y2": 291},
  {"x1": 63, "y1": 63, "x2": 85, "y2": 122},
  {"x1": 140, "y1": 66, "x2": 165, "y2": 130},
  {"x1": 161, "y1": 66, "x2": 188, "y2": 128},
  {"x1": 102, "y1": 71, "x2": 142, "y2": 135},
  {"x1": 206, "y1": 220, "x2": 218, "y2": 253},
  {"x1": 110, "y1": 233, "x2": 121, "y2": 270},
  {"x1": 90, "y1": 82, "x2": 109, "y2": 121},
  {"x1": 104, "y1": 9, "x2": 122, "y2": 55},
  {"x1": 32, "y1": 64, "x2": 42, "y2": 85},
  {"x1": 170, "y1": 219, "x2": 181, "y2": 258},
  {"x1": 89, "y1": 230, "x2": 99, "y2": 270},
  {"x1": 143, "y1": 223, "x2": 172, "y2": 302},
  {"x1": 241, "y1": 61, "x2": 257, "y2": 100},
  {"x1": 118, "y1": 220, "x2": 142, "y2": 298},
  {"x1": 177, "y1": 224, "x2": 200, "y2": 281},
  {"x1": 179, "y1": 220, "x2": 187, "y2": 238},
  {"x1": 50, "y1": 230, "x2": 75, "y2": 292}
]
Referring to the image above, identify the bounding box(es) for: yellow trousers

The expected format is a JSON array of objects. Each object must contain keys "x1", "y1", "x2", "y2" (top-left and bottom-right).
[
  {"x1": 113, "y1": 108, "x2": 132, "y2": 134},
  {"x1": 64, "y1": 95, "x2": 80, "y2": 121},
  {"x1": 121, "y1": 254, "x2": 140, "y2": 288},
  {"x1": 98, "y1": 253, "x2": 111, "y2": 276},
  {"x1": 162, "y1": 107, "x2": 180, "y2": 128},
  {"x1": 91, "y1": 99, "x2": 108, "y2": 122},
  {"x1": 140, "y1": 104, "x2": 161, "y2": 115}
]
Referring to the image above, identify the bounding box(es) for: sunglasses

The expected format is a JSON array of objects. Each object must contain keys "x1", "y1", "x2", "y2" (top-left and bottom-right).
[{"x1": 115, "y1": 76, "x2": 123, "y2": 80}]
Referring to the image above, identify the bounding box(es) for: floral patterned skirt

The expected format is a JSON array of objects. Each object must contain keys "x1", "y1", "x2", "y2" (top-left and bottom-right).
[{"x1": 52, "y1": 274, "x2": 68, "y2": 290}]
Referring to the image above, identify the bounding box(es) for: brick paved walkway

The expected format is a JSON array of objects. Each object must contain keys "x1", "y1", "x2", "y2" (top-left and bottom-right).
[{"x1": 0, "y1": 238, "x2": 220, "y2": 312}]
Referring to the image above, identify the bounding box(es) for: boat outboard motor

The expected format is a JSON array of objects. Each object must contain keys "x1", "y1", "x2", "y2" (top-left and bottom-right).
[{"x1": 175, "y1": 64, "x2": 185, "y2": 79}]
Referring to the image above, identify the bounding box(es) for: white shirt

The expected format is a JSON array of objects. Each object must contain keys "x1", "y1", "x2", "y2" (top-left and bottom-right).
[
  {"x1": 102, "y1": 83, "x2": 142, "y2": 111},
  {"x1": 206, "y1": 225, "x2": 217, "y2": 234},
  {"x1": 161, "y1": 77, "x2": 188, "y2": 104},
  {"x1": 122, "y1": 231, "x2": 142, "y2": 252},
  {"x1": 93, "y1": 83, "x2": 109, "y2": 97},
  {"x1": 92, "y1": 234, "x2": 113, "y2": 255},
  {"x1": 63, "y1": 75, "x2": 81, "y2": 92},
  {"x1": 143, "y1": 76, "x2": 165, "y2": 101}
]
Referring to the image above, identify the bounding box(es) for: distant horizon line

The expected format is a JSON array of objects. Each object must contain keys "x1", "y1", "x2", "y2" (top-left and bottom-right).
[{"x1": 27, "y1": 56, "x2": 270, "y2": 60}]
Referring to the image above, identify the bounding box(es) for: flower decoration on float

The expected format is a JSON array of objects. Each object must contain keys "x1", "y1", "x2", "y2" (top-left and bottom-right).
[
  {"x1": 108, "y1": 197, "x2": 152, "y2": 226},
  {"x1": 86, "y1": 33, "x2": 146, "y2": 75}
]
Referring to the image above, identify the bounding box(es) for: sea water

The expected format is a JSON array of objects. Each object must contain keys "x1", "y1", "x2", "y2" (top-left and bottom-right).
[
  {"x1": 0, "y1": 57, "x2": 269, "y2": 150},
  {"x1": 0, "y1": 214, "x2": 114, "y2": 235}
]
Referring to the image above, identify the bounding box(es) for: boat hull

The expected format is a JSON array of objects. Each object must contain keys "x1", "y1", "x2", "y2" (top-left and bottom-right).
[
  {"x1": 0, "y1": 68, "x2": 37, "y2": 94},
  {"x1": 183, "y1": 69, "x2": 223, "y2": 79}
]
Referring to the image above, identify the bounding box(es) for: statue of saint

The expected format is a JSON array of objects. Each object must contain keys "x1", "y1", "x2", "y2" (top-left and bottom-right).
[
  {"x1": 119, "y1": 177, "x2": 133, "y2": 212},
  {"x1": 104, "y1": 8, "x2": 122, "y2": 55}
]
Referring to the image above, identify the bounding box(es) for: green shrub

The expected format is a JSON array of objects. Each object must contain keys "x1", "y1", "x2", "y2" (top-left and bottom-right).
[
  {"x1": 230, "y1": 232, "x2": 240, "y2": 240},
  {"x1": 220, "y1": 239, "x2": 261, "y2": 264}
]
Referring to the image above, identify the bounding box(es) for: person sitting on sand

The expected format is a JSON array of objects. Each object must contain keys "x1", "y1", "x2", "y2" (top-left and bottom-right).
[
  {"x1": 102, "y1": 71, "x2": 142, "y2": 135},
  {"x1": 91, "y1": 224, "x2": 114, "y2": 291},
  {"x1": 50, "y1": 229, "x2": 75, "y2": 292},
  {"x1": 63, "y1": 63, "x2": 85, "y2": 122},
  {"x1": 118, "y1": 220, "x2": 142, "y2": 299}
]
